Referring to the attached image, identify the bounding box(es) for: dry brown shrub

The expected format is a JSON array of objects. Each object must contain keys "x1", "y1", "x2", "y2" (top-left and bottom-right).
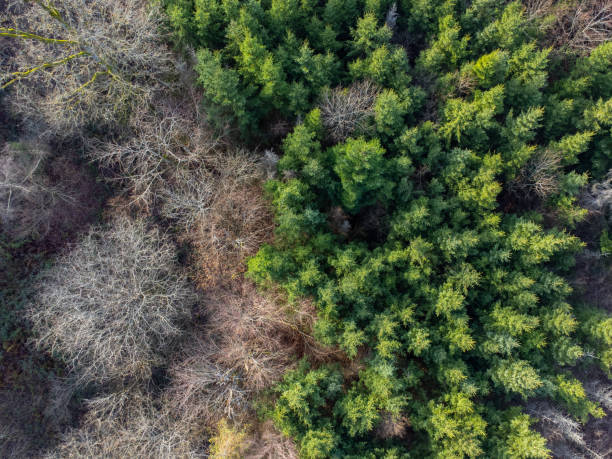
[
  {"x1": 375, "y1": 412, "x2": 410, "y2": 440},
  {"x1": 164, "y1": 281, "x2": 337, "y2": 431},
  {"x1": 47, "y1": 389, "x2": 204, "y2": 459},
  {"x1": 526, "y1": 0, "x2": 612, "y2": 53},
  {"x1": 1, "y1": 0, "x2": 177, "y2": 136},
  {"x1": 202, "y1": 282, "x2": 335, "y2": 391},
  {"x1": 245, "y1": 420, "x2": 299, "y2": 459},
  {"x1": 163, "y1": 151, "x2": 274, "y2": 288},
  {"x1": 319, "y1": 80, "x2": 379, "y2": 143},
  {"x1": 28, "y1": 217, "x2": 196, "y2": 386}
]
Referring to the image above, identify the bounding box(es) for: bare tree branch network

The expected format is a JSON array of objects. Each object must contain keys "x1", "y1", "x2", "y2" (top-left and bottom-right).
[
  {"x1": 46, "y1": 389, "x2": 204, "y2": 458},
  {"x1": 28, "y1": 217, "x2": 196, "y2": 385},
  {"x1": 318, "y1": 80, "x2": 379, "y2": 143},
  {"x1": 510, "y1": 149, "x2": 562, "y2": 200},
  {"x1": 0, "y1": 0, "x2": 177, "y2": 135},
  {"x1": 90, "y1": 98, "x2": 223, "y2": 210},
  {"x1": 160, "y1": 151, "x2": 274, "y2": 288},
  {"x1": 525, "y1": 0, "x2": 612, "y2": 53}
]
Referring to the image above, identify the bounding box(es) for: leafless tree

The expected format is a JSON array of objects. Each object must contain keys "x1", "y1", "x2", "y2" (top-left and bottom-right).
[
  {"x1": 165, "y1": 339, "x2": 250, "y2": 428},
  {"x1": 510, "y1": 149, "x2": 562, "y2": 200},
  {"x1": 0, "y1": 140, "x2": 100, "y2": 243},
  {"x1": 319, "y1": 80, "x2": 379, "y2": 143},
  {"x1": 91, "y1": 99, "x2": 222, "y2": 210},
  {"x1": 1, "y1": 0, "x2": 177, "y2": 135},
  {"x1": 581, "y1": 170, "x2": 612, "y2": 217},
  {"x1": 385, "y1": 3, "x2": 398, "y2": 31},
  {"x1": 164, "y1": 281, "x2": 335, "y2": 433},
  {"x1": 28, "y1": 217, "x2": 196, "y2": 386},
  {"x1": 525, "y1": 0, "x2": 612, "y2": 53},
  {"x1": 527, "y1": 400, "x2": 606, "y2": 459},
  {"x1": 524, "y1": 0, "x2": 555, "y2": 21},
  {"x1": 46, "y1": 389, "x2": 204, "y2": 458},
  {"x1": 375, "y1": 412, "x2": 410, "y2": 440},
  {"x1": 585, "y1": 380, "x2": 612, "y2": 412},
  {"x1": 200, "y1": 283, "x2": 335, "y2": 392},
  {"x1": 0, "y1": 141, "x2": 70, "y2": 239}
]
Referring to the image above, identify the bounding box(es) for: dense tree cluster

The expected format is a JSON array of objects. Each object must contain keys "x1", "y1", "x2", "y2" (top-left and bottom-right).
[{"x1": 164, "y1": 0, "x2": 612, "y2": 457}]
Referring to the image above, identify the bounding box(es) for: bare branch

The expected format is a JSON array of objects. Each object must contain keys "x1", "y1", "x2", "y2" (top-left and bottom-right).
[
  {"x1": 1, "y1": 0, "x2": 178, "y2": 135},
  {"x1": 318, "y1": 80, "x2": 379, "y2": 143},
  {"x1": 28, "y1": 217, "x2": 196, "y2": 385}
]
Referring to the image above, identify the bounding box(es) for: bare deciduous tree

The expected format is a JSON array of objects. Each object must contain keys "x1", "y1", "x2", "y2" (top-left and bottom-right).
[
  {"x1": 510, "y1": 149, "x2": 562, "y2": 200},
  {"x1": 581, "y1": 170, "x2": 612, "y2": 217},
  {"x1": 245, "y1": 421, "x2": 298, "y2": 459},
  {"x1": 585, "y1": 380, "x2": 612, "y2": 412},
  {"x1": 91, "y1": 99, "x2": 222, "y2": 209},
  {"x1": 200, "y1": 283, "x2": 334, "y2": 392},
  {"x1": 1, "y1": 0, "x2": 177, "y2": 135},
  {"x1": 375, "y1": 412, "x2": 410, "y2": 440},
  {"x1": 1, "y1": 141, "x2": 67, "y2": 239},
  {"x1": 526, "y1": 0, "x2": 612, "y2": 53},
  {"x1": 165, "y1": 339, "x2": 250, "y2": 428},
  {"x1": 28, "y1": 217, "x2": 196, "y2": 385},
  {"x1": 527, "y1": 400, "x2": 608, "y2": 459},
  {"x1": 164, "y1": 281, "x2": 335, "y2": 433},
  {"x1": 319, "y1": 80, "x2": 379, "y2": 143},
  {"x1": 47, "y1": 389, "x2": 204, "y2": 458}
]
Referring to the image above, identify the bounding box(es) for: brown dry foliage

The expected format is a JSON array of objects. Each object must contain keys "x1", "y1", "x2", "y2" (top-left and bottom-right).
[
  {"x1": 245, "y1": 420, "x2": 299, "y2": 459},
  {"x1": 526, "y1": 0, "x2": 612, "y2": 53},
  {"x1": 375, "y1": 412, "x2": 410, "y2": 440},
  {"x1": 169, "y1": 281, "x2": 333, "y2": 395},
  {"x1": 164, "y1": 281, "x2": 338, "y2": 432},
  {"x1": 203, "y1": 283, "x2": 335, "y2": 390},
  {"x1": 208, "y1": 419, "x2": 298, "y2": 459},
  {"x1": 163, "y1": 152, "x2": 274, "y2": 289},
  {"x1": 165, "y1": 338, "x2": 250, "y2": 428}
]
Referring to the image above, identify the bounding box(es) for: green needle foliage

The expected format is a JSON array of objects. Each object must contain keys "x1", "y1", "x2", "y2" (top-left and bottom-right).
[{"x1": 164, "y1": 0, "x2": 612, "y2": 457}]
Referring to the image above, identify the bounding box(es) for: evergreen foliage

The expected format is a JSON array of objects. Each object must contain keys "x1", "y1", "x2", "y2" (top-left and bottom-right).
[{"x1": 164, "y1": 0, "x2": 612, "y2": 456}]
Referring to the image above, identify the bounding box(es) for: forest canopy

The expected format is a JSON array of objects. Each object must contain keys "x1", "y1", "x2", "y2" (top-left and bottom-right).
[
  {"x1": 1, "y1": 0, "x2": 611, "y2": 457},
  {"x1": 162, "y1": 0, "x2": 612, "y2": 457}
]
